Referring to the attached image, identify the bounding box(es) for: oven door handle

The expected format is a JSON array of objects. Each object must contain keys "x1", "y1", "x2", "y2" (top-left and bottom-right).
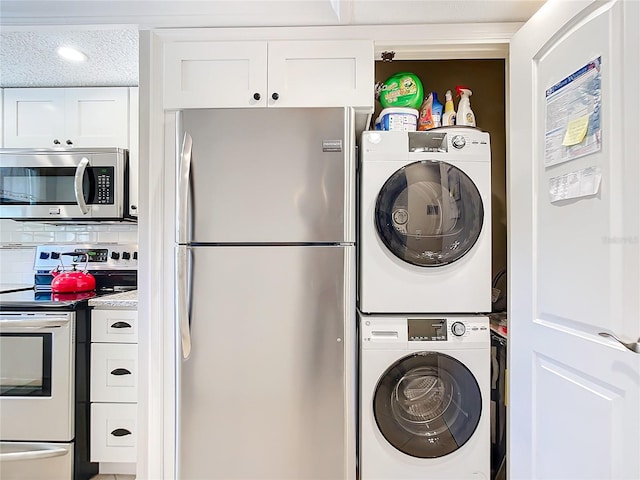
[
  {"x1": 0, "y1": 318, "x2": 70, "y2": 329},
  {"x1": 0, "y1": 443, "x2": 69, "y2": 462},
  {"x1": 74, "y1": 156, "x2": 90, "y2": 215}
]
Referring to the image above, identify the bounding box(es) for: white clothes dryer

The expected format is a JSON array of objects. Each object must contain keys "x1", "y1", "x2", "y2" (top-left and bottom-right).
[
  {"x1": 359, "y1": 313, "x2": 490, "y2": 480},
  {"x1": 359, "y1": 129, "x2": 492, "y2": 313}
]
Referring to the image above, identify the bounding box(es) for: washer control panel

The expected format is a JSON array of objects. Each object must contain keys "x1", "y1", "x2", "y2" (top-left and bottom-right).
[{"x1": 361, "y1": 315, "x2": 489, "y2": 348}]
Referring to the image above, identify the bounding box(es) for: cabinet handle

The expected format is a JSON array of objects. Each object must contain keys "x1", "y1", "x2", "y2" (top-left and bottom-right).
[
  {"x1": 130, "y1": 205, "x2": 137, "y2": 211},
  {"x1": 253, "y1": 93, "x2": 261, "y2": 101},
  {"x1": 66, "y1": 139, "x2": 73, "y2": 145},
  {"x1": 110, "y1": 368, "x2": 132, "y2": 376},
  {"x1": 110, "y1": 428, "x2": 132, "y2": 437},
  {"x1": 110, "y1": 321, "x2": 132, "y2": 329},
  {"x1": 53, "y1": 139, "x2": 61, "y2": 145},
  {"x1": 271, "y1": 92, "x2": 279, "y2": 101}
]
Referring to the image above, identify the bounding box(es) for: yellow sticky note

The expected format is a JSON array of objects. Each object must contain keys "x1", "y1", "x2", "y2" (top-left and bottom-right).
[{"x1": 562, "y1": 115, "x2": 590, "y2": 146}]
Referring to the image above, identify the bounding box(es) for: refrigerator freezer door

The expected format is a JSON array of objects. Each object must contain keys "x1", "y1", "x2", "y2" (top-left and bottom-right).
[
  {"x1": 180, "y1": 108, "x2": 354, "y2": 244},
  {"x1": 176, "y1": 245, "x2": 355, "y2": 480}
]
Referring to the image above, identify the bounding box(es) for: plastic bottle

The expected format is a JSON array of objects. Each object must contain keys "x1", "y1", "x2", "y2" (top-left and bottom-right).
[
  {"x1": 442, "y1": 90, "x2": 456, "y2": 126},
  {"x1": 455, "y1": 86, "x2": 476, "y2": 127},
  {"x1": 431, "y1": 92, "x2": 443, "y2": 128},
  {"x1": 417, "y1": 93, "x2": 434, "y2": 131}
]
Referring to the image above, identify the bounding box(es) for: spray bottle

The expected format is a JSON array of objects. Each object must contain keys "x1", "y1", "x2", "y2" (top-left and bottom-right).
[
  {"x1": 442, "y1": 90, "x2": 456, "y2": 126},
  {"x1": 455, "y1": 86, "x2": 476, "y2": 127}
]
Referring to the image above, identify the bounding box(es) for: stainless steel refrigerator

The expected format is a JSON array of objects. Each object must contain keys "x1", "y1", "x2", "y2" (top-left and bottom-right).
[{"x1": 175, "y1": 108, "x2": 356, "y2": 479}]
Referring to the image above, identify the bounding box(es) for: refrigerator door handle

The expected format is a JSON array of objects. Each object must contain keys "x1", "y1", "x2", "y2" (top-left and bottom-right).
[
  {"x1": 177, "y1": 245, "x2": 192, "y2": 359},
  {"x1": 177, "y1": 131, "x2": 193, "y2": 244}
]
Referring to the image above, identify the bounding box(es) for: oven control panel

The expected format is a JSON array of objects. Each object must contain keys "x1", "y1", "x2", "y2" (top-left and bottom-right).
[{"x1": 34, "y1": 244, "x2": 138, "y2": 271}]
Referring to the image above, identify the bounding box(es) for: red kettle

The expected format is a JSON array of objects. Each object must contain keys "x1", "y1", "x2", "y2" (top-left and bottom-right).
[{"x1": 50, "y1": 252, "x2": 96, "y2": 293}]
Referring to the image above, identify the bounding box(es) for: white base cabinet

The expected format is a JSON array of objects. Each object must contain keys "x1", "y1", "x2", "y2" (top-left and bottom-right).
[
  {"x1": 3, "y1": 87, "x2": 130, "y2": 148},
  {"x1": 90, "y1": 308, "x2": 138, "y2": 465}
]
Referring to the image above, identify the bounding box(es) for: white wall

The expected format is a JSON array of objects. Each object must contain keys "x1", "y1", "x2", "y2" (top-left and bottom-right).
[{"x1": 0, "y1": 219, "x2": 138, "y2": 283}]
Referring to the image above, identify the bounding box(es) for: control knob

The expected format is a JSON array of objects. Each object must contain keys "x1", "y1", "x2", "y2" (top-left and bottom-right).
[
  {"x1": 122, "y1": 252, "x2": 131, "y2": 260},
  {"x1": 451, "y1": 321, "x2": 466, "y2": 336},
  {"x1": 111, "y1": 251, "x2": 120, "y2": 260},
  {"x1": 451, "y1": 135, "x2": 466, "y2": 149},
  {"x1": 39, "y1": 252, "x2": 50, "y2": 259},
  {"x1": 51, "y1": 252, "x2": 60, "y2": 260}
]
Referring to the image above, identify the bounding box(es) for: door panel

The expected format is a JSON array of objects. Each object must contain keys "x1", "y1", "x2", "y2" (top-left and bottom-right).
[
  {"x1": 509, "y1": 1, "x2": 640, "y2": 478},
  {"x1": 3, "y1": 88, "x2": 65, "y2": 147},
  {"x1": 163, "y1": 41, "x2": 268, "y2": 109},
  {"x1": 181, "y1": 108, "x2": 353, "y2": 243},
  {"x1": 177, "y1": 245, "x2": 355, "y2": 479}
]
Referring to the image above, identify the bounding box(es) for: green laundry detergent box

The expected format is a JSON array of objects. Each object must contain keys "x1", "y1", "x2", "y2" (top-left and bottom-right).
[{"x1": 379, "y1": 72, "x2": 423, "y2": 110}]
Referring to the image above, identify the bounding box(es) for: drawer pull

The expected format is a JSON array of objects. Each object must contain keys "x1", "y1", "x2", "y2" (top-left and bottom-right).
[
  {"x1": 111, "y1": 321, "x2": 132, "y2": 329},
  {"x1": 110, "y1": 368, "x2": 132, "y2": 376},
  {"x1": 110, "y1": 428, "x2": 132, "y2": 437}
]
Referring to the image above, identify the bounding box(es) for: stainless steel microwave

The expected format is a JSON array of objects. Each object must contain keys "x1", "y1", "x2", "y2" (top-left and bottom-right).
[{"x1": 0, "y1": 148, "x2": 133, "y2": 221}]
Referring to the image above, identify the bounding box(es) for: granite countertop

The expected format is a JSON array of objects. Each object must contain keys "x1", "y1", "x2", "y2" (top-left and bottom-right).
[{"x1": 89, "y1": 290, "x2": 138, "y2": 308}]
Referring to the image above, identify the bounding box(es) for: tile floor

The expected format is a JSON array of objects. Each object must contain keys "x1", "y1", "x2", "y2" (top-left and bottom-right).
[{"x1": 90, "y1": 475, "x2": 135, "y2": 480}]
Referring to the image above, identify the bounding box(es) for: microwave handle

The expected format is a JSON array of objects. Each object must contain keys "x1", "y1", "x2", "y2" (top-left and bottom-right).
[
  {"x1": 177, "y1": 132, "x2": 193, "y2": 244},
  {"x1": 74, "y1": 157, "x2": 90, "y2": 215}
]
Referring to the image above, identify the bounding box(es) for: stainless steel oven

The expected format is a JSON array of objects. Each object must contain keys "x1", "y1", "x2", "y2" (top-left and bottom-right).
[
  {"x1": 0, "y1": 312, "x2": 76, "y2": 479},
  {"x1": 0, "y1": 309, "x2": 81, "y2": 480},
  {"x1": 0, "y1": 148, "x2": 131, "y2": 221}
]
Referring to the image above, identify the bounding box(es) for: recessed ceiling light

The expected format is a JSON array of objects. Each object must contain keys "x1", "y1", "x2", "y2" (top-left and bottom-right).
[{"x1": 57, "y1": 46, "x2": 88, "y2": 62}]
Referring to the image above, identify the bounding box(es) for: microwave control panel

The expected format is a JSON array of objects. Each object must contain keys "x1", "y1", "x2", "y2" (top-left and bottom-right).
[{"x1": 90, "y1": 167, "x2": 115, "y2": 205}]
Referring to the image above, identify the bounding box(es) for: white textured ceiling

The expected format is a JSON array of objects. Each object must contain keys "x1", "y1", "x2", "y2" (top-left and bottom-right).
[
  {"x1": 0, "y1": 29, "x2": 139, "y2": 88},
  {"x1": 0, "y1": 0, "x2": 546, "y2": 88}
]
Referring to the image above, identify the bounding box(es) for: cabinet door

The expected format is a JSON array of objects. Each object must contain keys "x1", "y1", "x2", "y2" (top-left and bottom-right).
[
  {"x1": 128, "y1": 87, "x2": 139, "y2": 217},
  {"x1": 91, "y1": 343, "x2": 138, "y2": 403},
  {"x1": 92, "y1": 309, "x2": 138, "y2": 343},
  {"x1": 64, "y1": 87, "x2": 129, "y2": 148},
  {"x1": 3, "y1": 88, "x2": 66, "y2": 147},
  {"x1": 267, "y1": 40, "x2": 374, "y2": 109},
  {"x1": 91, "y1": 403, "x2": 137, "y2": 463},
  {"x1": 164, "y1": 41, "x2": 268, "y2": 109},
  {"x1": 0, "y1": 88, "x2": 3, "y2": 147}
]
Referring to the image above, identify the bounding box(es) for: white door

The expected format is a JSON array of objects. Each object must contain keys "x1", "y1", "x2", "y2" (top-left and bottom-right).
[{"x1": 509, "y1": 1, "x2": 640, "y2": 479}]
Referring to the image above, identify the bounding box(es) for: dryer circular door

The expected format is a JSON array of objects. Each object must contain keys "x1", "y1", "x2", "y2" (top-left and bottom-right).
[
  {"x1": 375, "y1": 160, "x2": 484, "y2": 266},
  {"x1": 373, "y1": 352, "x2": 482, "y2": 458}
]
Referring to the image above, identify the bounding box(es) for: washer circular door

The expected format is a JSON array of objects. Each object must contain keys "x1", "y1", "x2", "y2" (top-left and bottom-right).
[
  {"x1": 373, "y1": 352, "x2": 482, "y2": 458},
  {"x1": 375, "y1": 160, "x2": 484, "y2": 266}
]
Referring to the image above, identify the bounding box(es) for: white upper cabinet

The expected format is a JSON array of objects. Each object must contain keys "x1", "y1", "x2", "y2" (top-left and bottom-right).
[
  {"x1": 163, "y1": 39, "x2": 373, "y2": 110},
  {"x1": 3, "y1": 87, "x2": 129, "y2": 148}
]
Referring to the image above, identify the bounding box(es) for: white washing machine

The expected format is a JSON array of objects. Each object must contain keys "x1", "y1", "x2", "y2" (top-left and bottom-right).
[
  {"x1": 359, "y1": 129, "x2": 492, "y2": 313},
  {"x1": 360, "y1": 313, "x2": 490, "y2": 480}
]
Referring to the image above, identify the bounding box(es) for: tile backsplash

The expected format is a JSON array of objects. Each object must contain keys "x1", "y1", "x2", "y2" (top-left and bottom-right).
[{"x1": 0, "y1": 219, "x2": 138, "y2": 283}]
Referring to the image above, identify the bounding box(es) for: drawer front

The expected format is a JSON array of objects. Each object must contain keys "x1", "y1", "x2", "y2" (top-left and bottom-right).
[
  {"x1": 90, "y1": 403, "x2": 137, "y2": 463},
  {"x1": 91, "y1": 343, "x2": 138, "y2": 402},
  {"x1": 92, "y1": 309, "x2": 138, "y2": 343}
]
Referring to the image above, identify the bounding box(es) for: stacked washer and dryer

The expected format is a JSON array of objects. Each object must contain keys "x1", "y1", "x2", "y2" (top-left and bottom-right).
[{"x1": 358, "y1": 128, "x2": 492, "y2": 479}]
